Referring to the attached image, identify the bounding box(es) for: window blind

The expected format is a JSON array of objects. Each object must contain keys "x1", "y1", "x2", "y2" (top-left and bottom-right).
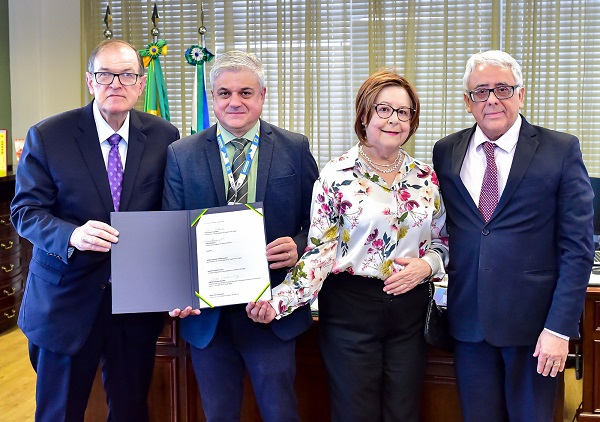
[
  {"x1": 84, "y1": 1, "x2": 600, "y2": 174},
  {"x1": 505, "y1": 0, "x2": 600, "y2": 173}
]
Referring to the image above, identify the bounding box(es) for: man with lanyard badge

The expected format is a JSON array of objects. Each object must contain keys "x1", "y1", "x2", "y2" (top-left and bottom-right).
[{"x1": 163, "y1": 50, "x2": 319, "y2": 421}]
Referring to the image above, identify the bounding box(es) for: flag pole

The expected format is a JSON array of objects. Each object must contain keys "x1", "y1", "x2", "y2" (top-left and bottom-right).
[
  {"x1": 199, "y1": 2, "x2": 207, "y2": 48},
  {"x1": 103, "y1": 6, "x2": 113, "y2": 39},
  {"x1": 151, "y1": 4, "x2": 160, "y2": 43},
  {"x1": 139, "y1": 3, "x2": 171, "y2": 121},
  {"x1": 185, "y1": 2, "x2": 214, "y2": 134}
]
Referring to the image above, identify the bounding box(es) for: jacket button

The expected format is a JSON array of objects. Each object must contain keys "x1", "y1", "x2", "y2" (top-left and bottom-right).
[{"x1": 482, "y1": 229, "x2": 490, "y2": 236}]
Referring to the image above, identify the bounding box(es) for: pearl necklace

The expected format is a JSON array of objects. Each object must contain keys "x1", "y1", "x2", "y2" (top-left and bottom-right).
[{"x1": 358, "y1": 145, "x2": 403, "y2": 174}]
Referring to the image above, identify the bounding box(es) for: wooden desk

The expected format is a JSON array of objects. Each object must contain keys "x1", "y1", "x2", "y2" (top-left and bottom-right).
[
  {"x1": 579, "y1": 286, "x2": 600, "y2": 420},
  {"x1": 0, "y1": 174, "x2": 32, "y2": 334},
  {"x1": 86, "y1": 316, "x2": 565, "y2": 421}
]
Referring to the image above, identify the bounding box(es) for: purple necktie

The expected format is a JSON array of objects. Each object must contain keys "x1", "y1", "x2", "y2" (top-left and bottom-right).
[
  {"x1": 478, "y1": 141, "x2": 498, "y2": 222},
  {"x1": 107, "y1": 134, "x2": 124, "y2": 211}
]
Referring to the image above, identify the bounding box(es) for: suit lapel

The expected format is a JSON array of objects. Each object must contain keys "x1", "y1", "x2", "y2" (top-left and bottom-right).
[
  {"x1": 451, "y1": 126, "x2": 481, "y2": 218},
  {"x1": 120, "y1": 110, "x2": 146, "y2": 211},
  {"x1": 256, "y1": 120, "x2": 273, "y2": 202},
  {"x1": 493, "y1": 118, "x2": 538, "y2": 217},
  {"x1": 206, "y1": 128, "x2": 228, "y2": 205},
  {"x1": 76, "y1": 103, "x2": 115, "y2": 215}
]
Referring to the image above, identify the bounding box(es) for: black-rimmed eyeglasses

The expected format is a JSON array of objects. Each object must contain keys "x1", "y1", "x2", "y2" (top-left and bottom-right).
[
  {"x1": 467, "y1": 85, "x2": 520, "y2": 102},
  {"x1": 373, "y1": 104, "x2": 415, "y2": 122},
  {"x1": 93, "y1": 72, "x2": 142, "y2": 86}
]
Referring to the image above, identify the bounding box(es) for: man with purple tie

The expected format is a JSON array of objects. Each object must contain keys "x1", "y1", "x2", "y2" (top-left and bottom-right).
[
  {"x1": 432, "y1": 50, "x2": 594, "y2": 421},
  {"x1": 11, "y1": 39, "x2": 179, "y2": 421}
]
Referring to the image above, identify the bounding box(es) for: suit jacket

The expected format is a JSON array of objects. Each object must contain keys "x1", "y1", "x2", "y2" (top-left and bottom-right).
[
  {"x1": 432, "y1": 116, "x2": 594, "y2": 346},
  {"x1": 11, "y1": 101, "x2": 180, "y2": 356},
  {"x1": 163, "y1": 120, "x2": 319, "y2": 349}
]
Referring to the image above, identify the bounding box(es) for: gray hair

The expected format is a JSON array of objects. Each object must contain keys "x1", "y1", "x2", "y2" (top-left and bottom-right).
[
  {"x1": 209, "y1": 51, "x2": 265, "y2": 90},
  {"x1": 87, "y1": 39, "x2": 144, "y2": 75},
  {"x1": 463, "y1": 50, "x2": 523, "y2": 92}
]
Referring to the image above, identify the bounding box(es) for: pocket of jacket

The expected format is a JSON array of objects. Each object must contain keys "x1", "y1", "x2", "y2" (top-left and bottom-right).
[
  {"x1": 139, "y1": 178, "x2": 163, "y2": 194},
  {"x1": 28, "y1": 257, "x2": 64, "y2": 286}
]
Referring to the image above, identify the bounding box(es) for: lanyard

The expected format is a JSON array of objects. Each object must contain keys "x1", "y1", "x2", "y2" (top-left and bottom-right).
[{"x1": 216, "y1": 126, "x2": 260, "y2": 193}]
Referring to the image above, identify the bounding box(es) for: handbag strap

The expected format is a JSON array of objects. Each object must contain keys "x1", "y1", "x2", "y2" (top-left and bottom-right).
[{"x1": 428, "y1": 280, "x2": 434, "y2": 299}]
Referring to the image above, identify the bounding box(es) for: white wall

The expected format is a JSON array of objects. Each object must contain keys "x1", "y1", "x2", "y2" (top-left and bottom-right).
[{"x1": 8, "y1": 0, "x2": 81, "y2": 140}]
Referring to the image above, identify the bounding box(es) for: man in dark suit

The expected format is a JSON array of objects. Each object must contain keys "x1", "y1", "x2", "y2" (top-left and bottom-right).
[
  {"x1": 165, "y1": 50, "x2": 318, "y2": 421},
  {"x1": 10, "y1": 39, "x2": 180, "y2": 421},
  {"x1": 433, "y1": 50, "x2": 594, "y2": 422}
]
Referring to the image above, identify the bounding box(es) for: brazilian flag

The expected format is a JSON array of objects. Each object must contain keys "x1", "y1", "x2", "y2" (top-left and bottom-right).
[{"x1": 139, "y1": 40, "x2": 170, "y2": 121}]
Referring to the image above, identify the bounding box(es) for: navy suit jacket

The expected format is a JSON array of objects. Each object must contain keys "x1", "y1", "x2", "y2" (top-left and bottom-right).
[
  {"x1": 11, "y1": 101, "x2": 180, "y2": 356},
  {"x1": 163, "y1": 120, "x2": 319, "y2": 349},
  {"x1": 432, "y1": 116, "x2": 594, "y2": 346}
]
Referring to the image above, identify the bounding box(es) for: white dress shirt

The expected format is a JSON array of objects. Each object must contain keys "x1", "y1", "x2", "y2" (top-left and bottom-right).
[
  {"x1": 92, "y1": 100, "x2": 130, "y2": 170},
  {"x1": 459, "y1": 115, "x2": 521, "y2": 203}
]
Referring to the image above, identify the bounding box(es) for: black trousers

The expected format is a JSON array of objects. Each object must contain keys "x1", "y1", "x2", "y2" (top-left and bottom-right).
[
  {"x1": 317, "y1": 272, "x2": 429, "y2": 422},
  {"x1": 29, "y1": 286, "x2": 163, "y2": 422}
]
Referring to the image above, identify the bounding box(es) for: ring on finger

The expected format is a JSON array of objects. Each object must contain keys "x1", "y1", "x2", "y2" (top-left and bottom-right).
[{"x1": 552, "y1": 362, "x2": 560, "y2": 367}]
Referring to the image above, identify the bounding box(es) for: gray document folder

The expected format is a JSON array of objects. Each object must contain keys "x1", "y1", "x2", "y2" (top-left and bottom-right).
[{"x1": 110, "y1": 203, "x2": 263, "y2": 314}]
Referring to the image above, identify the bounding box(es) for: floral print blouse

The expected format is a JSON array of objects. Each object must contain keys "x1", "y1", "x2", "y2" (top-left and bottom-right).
[{"x1": 271, "y1": 144, "x2": 449, "y2": 318}]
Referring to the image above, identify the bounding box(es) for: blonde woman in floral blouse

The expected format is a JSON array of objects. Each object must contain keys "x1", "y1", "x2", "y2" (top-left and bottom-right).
[{"x1": 247, "y1": 70, "x2": 448, "y2": 422}]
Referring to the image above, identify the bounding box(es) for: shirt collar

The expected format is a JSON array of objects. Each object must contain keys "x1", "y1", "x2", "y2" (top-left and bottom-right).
[
  {"x1": 326, "y1": 144, "x2": 359, "y2": 171},
  {"x1": 217, "y1": 120, "x2": 260, "y2": 145},
  {"x1": 473, "y1": 114, "x2": 522, "y2": 154},
  {"x1": 93, "y1": 100, "x2": 130, "y2": 145}
]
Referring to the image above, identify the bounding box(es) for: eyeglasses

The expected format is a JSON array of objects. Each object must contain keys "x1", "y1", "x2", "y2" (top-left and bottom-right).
[
  {"x1": 93, "y1": 72, "x2": 141, "y2": 86},
  {"x1": 467, "y1": 85, "x2": 520, "y2": 102},
  {"x1": 373, "y1": 104, "x2": 415, "y2": 122}
]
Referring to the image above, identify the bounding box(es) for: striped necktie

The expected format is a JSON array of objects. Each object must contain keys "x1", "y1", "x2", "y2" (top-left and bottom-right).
[{"x1": 227, "y1": 138, "x2": 250, "y2": 203}]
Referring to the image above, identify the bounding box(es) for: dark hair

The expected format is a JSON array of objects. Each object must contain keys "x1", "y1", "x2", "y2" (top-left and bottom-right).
[
  {"x1": 354, "y1": 69, "x2": 420, "y2": 145},
  {"x1": 87, "y1": 39, "x2": 144, "y2": 75}
]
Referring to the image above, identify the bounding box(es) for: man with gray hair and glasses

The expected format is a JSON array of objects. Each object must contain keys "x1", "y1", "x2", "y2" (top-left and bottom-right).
[
  {"x1": 433, "y1": 50, "x2": 594, "y2": 421},
  {"x1": 11, "y1": 39, "x2": 180, "y2": 421},
  {"x1": 165, "y1": 50, "x2": 318, "y2": 421}
]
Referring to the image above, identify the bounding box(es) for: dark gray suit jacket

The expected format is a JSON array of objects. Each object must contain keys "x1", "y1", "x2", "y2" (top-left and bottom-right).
[{"x1": 163, "y1": 120, "x2": 319, "y2": 348}]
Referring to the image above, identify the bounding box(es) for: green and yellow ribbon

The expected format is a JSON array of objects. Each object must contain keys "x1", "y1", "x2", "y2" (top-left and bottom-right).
[{"x1": 139, "y1": 40, "x2": 170, "y2": 121}]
